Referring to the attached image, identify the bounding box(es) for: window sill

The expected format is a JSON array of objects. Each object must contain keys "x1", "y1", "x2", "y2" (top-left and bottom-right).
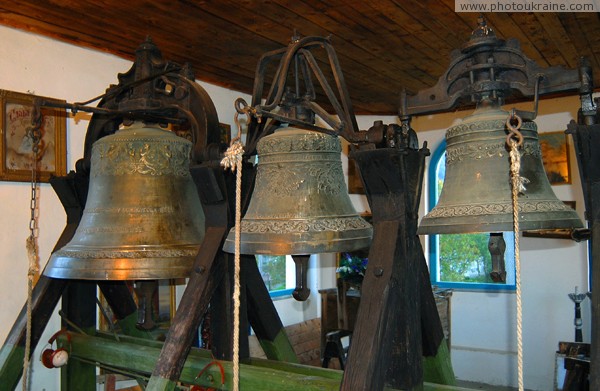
[
  {"x1": 269, "y1": 288, "x2": 295, "y2": 299},
  {"x1": 433, "y1": 281, "x2": 516, "y2": 293}
]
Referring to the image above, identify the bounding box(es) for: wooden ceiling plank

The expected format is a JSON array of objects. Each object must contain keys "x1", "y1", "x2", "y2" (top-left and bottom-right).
[
  {"x1": 533, "y1": 13, "x2": 581, "y2": 69},
  {"x1": 574, "y1": 13, "x2": 600, "y2": 73},
  {"x1": 194, "y1": 0, "x2": 412, "y2": 113},
  {"x1": 389, "y1": 0, "x2": 475, "y2": 50},
  {"x1": 558, "y1": 13, "x2": 600, "y2": 76},
  {"x1": 199, "y1": 0, "x2": 423, "y2": 91},
  {"x1": 288, "y1": 0, "x2": 447, "y2": 79},
  {"x1": 360, "y1": 0, "x2": 462, "y2": 56},
  {"x1": 507, "y1": 13, "x2": 564, "y2": 66},
  {"x1": 483, "y1": 13, "x2": 549, "y2": 66},
  {"x1": 155, "y1": 1, "x2": 402, "y2": 113}
]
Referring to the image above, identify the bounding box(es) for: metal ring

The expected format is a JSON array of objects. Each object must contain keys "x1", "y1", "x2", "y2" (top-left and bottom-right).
[{"x1": 234, "y1": 97, "x2": 249, "y2": 114}]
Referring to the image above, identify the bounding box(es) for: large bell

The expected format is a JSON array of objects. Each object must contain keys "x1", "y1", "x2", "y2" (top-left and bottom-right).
[
  {"x1": 418, "y1": 103, "x2": 583, "y2": 234},
  {"x1": 222, "y1": 126, "x2": 372, "y2": 255},
  {"x1": 45, "y1": 121, "x2": 205, "y2": 280}
]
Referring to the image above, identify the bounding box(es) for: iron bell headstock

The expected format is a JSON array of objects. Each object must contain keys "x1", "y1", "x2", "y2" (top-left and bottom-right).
[
  {"x1": 403, "y1": 16, "x2": 587, "y2": 119},
  {"x1": 38, "y1": 37, "x2": 220, "y2": 172},
  {"x1": 241, "y1": 34, "x2": 387, "y2": 155}
]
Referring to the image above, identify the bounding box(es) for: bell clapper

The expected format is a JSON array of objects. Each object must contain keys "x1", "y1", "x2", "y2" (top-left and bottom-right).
[
  {"x1": 133, "y1": 280, "x2": 158, "y2": 330},
  {"x1": 488, "y1": 233, "x2": 506, "y2": 283},
  {"x1": 291, "y1": 255, "x2": 311, "y2": 301}
]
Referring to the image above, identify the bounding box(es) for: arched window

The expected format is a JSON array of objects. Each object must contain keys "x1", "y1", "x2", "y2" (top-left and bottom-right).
[{"x1": 427, "y1": 140, "x2": 516, "y2": 291}]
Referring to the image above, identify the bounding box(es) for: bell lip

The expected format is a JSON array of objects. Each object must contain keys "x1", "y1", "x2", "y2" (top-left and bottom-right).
[
  {"x1": 417, "y1": 216, "x2": 584, "y2": 235},
  {"x1": 43, "y1": 267, "x2": 192, "y2": 280},
  {"x1": 44, "y1": 244, "x2": 200, "y2": 280},
  {"x1": 222, "y1": 230, "x2": 373, "y2": 256}
]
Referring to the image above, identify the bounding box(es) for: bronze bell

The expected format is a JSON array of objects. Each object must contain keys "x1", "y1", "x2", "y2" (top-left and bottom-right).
[
  {"x1": 44, "y1": 121, "x2": 205, "y2": 280},
  {"x1": 418, "y1": 103, "x2": 583, "y2": 234},
  {"x1": 222, "y1": 126, "x2": 372, "y2": 255}
]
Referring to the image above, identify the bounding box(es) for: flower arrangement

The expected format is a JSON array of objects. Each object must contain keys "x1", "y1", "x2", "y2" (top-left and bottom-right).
[{"x1": 336, "y1": 252, "x2": 368, "y2": 284}]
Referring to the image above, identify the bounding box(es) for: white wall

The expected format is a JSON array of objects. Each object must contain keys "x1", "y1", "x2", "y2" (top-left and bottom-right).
[{"x1": 414, "y1": 96, "x2": 590, "y2": 391}]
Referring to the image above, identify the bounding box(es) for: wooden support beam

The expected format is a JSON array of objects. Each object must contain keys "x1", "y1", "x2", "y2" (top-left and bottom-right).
[
  {"x1": 341, "y1": 146, "x2": 450, "y2": 390},
  {"x1": 61, "y1": 281, "x2": 97, "y2": 390},
  {"x1": 423, "y1": 339, "x2": 455, "y2": 386},
  {"x1": 146, "y1": 166, "x2": 229, "y2": 390},
  {"x1": 568, "y1": 121, "x2": 600, "y2": 390}
]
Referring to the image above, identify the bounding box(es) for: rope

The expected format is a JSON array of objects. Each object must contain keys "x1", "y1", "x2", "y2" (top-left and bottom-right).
[
  {"x1": 23, "y1": 103, "x2": 42, "y2": 390},
  {"x1": 220, "y1": 108, "x2": 246, "y2": 391},
  {"x1": 507, "y1": 112, "x2": 525, "y2": 391}
]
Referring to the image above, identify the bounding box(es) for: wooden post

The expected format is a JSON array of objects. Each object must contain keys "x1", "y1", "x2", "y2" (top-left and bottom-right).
[
  {"x1": 208, "y1": 163, "x2": 256, "y2": 361},
  {"x1": 61, "y1": 281, "x2": 97, "y2": 390},
  {"x1": 341, "y1": 147, "x2": 432, "y2": 390},
  {"x1": 567, "y1": 121, "x2": 600, "y2": 389}
]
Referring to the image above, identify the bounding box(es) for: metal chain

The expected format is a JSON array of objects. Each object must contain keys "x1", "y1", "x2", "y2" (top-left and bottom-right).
[{"x1": 22, "y1": 101, "x2": 42, "y2": 390}]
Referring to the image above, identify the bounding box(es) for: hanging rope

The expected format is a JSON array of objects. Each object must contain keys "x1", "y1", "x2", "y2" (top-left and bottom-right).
[
  {"x1": 220, "y1": 101, "x2": 248, "y2": 391},
  {"x1": 23, "y1": 102, "x2": 42, "y2": 390},
  {"x1": 506, "y1": 110, "x2": 525, "y2": 391}
]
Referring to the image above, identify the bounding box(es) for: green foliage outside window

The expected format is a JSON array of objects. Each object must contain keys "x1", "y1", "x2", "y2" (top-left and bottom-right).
[
  {"x1": 439, "y1": 233, "x2": 493, "y2": 283},
  {"x1": 256, "y1": 255, "x2": 287, "y2": 291}
]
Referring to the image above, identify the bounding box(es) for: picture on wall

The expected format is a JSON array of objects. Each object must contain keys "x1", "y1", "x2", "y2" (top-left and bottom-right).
[
  {"x1": 0, "y1": 90, "x2": 66, "y2": 182},
  {"x1": 539, "y1": 131, "x2": 571, "y2": 185}
]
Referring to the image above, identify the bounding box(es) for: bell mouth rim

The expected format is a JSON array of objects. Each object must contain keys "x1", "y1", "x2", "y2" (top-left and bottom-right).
[
  {"x1": 222, "y1": 227, "x2": 373, "y2": 256},
  {"x1": 43, "y1": 255, "x2": 197, "y2": 280},
  {"x1": 417, "y1": 214, "x2": 583, "y2": 235}
]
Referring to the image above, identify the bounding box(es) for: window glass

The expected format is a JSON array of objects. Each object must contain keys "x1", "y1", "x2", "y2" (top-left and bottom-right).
[
  {"x1": 256, "y1": 255, "x2": 295, "y2": 297},
  {"x1": 428, "y1": 141, "x2": 516, "y2": 290}
]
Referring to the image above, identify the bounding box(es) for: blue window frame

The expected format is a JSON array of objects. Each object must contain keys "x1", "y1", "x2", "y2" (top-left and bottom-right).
[{"x1": 427, "y1": 140, "x2": 516, "y2": 291}]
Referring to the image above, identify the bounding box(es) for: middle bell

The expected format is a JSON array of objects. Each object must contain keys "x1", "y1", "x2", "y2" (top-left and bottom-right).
[{"x1": 222, "y1": 126, "x2": 372, "y2": 255}]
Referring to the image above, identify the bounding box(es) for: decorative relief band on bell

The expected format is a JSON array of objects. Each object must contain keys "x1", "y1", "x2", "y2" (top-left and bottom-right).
[
  {"x1": 252, "y1": 162, "x2": 344, "y2": 197},
  {"x1": 258, "y1": 132, "x2": 341, "y2": 154},
  {"x1": 240, "y1": 216, "x2": 371, "y2": 234},
  {"x1": 258, "y1": 152, "x2": 340, "y2": 163},
  {"x1": 52, "y1": 248, "x2": 199, "y2": 259},
  {"x1": 92, "y1": 139, "x2": 191, "y2": 177},
  {"x1": 79, "y1": 226, "x2": 145, "y2": 234},
  {"x1": 446, "y1": 119, "x2": 537, "y2": 139},
  {"x1": 426, "y1": 200, "x2": 573, "y2": 218},
  {"x1": 446, "y1": 140, "x2": 541, "y2": 164},
  {"x1": 85, "y1": 206, "x2": 176, "y2": 214}
]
